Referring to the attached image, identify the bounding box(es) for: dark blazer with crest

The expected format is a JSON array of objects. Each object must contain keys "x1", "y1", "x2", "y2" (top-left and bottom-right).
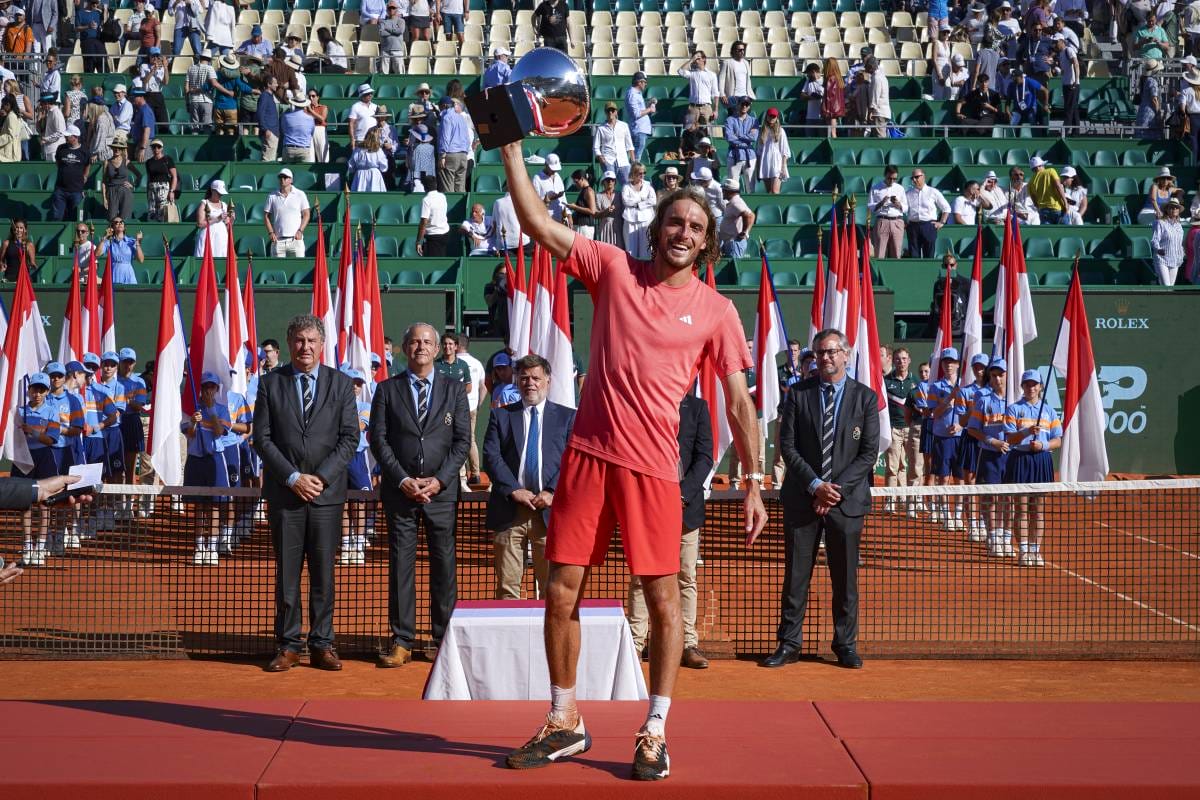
[
  {"x1": 369, "y1": 368, "x2": 471, "y2": 508},
  {"x1": 252, "y1": 363, "x2": 360, "y2": 508},
  {"x1": 482, "y1": 399, "x2": 576, "y2": 531}
]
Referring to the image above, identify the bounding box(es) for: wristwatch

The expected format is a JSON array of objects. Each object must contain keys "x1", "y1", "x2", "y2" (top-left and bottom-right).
[{"x1": 745, "y1": 472, "x2": 765, "y2": 485}]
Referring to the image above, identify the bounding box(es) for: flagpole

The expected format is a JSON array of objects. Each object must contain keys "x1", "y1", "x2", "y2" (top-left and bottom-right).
[{"x1": 757, "y1": 237, "x2": 797, "y2": 375}]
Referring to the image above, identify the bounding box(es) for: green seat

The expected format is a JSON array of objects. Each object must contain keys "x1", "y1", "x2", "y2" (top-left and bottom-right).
[
  {"x1": 736, "y1": 270, "x2": 760, "y2": 286},
  {"x1": 951, "y1": 146, "x2": 974, "y2": 166},
  {"x1": 401, "y1": 238, "x2": 421, "y2": 257},
  {"x1": 238, "y1": 235, "x2": 268, "y2": 257},
  {"x1": 374, "y1": 235, "x2": 400, "y2": 257},
  {"x1": 774, "y1": 270, "x2": 800, "y2": 286},
  {"x1": 1091, "y1": 150, "x2": 1118, "y2": 167},
  {"x1": 763, "y1": 239, "x2": 792, "y2": 261},
  {"x1": 1121, "y1": 150, "x2": 1148, "y2": 166},
  {"x1": 394, "y1": 269, "x2": 425, "y2": 285},
  {"x1": 786, "y1": 204, "x2": 814, "y2": 224},
  {"x1": 1025, "y1": 238, "x2": 1055, "y2": 259},
  {"x1": 15, "y1": 173, "x2": 45, "y2": 190},
  {"x1": 257, "y1": 269, "x2": 289, "y2": 285},
  {"x1": 1041, "y1": 271, "x2": 1072, "y2": 286},
  {"x1": 799, "y1": 270, "x2": 816, "y2": 286},
  {"x1": 977, "y1": 148, "x2": 1003, "y2": 165},
  {"x1": 887, "y1": 148, "x2": 913, "y2": 165},
  {"x1": 754, "y1": 204, "x2": 783, "y2": 224},
  {"x1": 1057, "y1": 237, "x2": 1086, "y2": 259},
  {"x1": 834, "y1": 150, "x2": 857, "y2": 165},
  {"x1": 858, "y1": 148, "x2": 884, "y2": 165},
  {"x1": 1005, "y1": 148, "x2": 1030, "y2": 165},
  {"x1": 1112, "y1": 177, "x2": 1140, "y2": 196},
  {"x1": 474, "y1": 174, "x2": 504, "y2": 192},
  {"x1": 1128, "y1": 237, "x2": 1152, "y2": 258},
  {"x1": 375, "y1": 204, "x2": 406, "y2": 224}
]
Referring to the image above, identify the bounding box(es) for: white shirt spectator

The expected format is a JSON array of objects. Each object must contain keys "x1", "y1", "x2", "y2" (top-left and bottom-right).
[
  {"x1": 1012, "y1": 185, "x2": 1040, "y2": 225},
  {"x1": 458, "y1": 350, "x2": 485, "y2": 412},
  {"x1": 697, "y1": 179, "x2": 724, "y2": 219},
  {"x1": 676, "y1": 62, "x2": 720, "y2": 107},
  {"x1": 348, "y1": 99, "x2": 377, "y2": 143},
  {"x1": 905, "y1": 185, "x2": 951, "y2": 222},
  {"x1": 326, "y1": 41, "x2": 349, "y2": 69},
  {"x1": 205, "y1": 0, "x2": 236, "y2": 49},
  {"x1": 265, "y1": 186, "x2": 310, "y2": 238},
  {"x1": 531, "y1": 170, "x2": 566, "y2": 221},
  {"x1": 801, "y1": 78, "x2": 824, "y2": 120},
  {"x1": 952, "y1": 194, "x2": 979, "y2": 225},
  {"x1": 1063, "y1": 184, "x2": 1087, "y2": 224},
  {"x1": 719, "y1": 192, "x2": 751, "y2": 240},
  {"x1": 1151, "y1": 216, "x2": 1184, "y2": 285},
  {"x1": 421, "y1": 189, "x2": 450, "y2": 235},
  {"x1": 491, "y1": 193, "x2": 530, "y2": 251},
  {"x1": 460, "y1": 215, "x2": 493, "y2": 255},
  {"x1": 1058, "y1": 44, "x2": 1079, "y2": 85},
  {"x1": 981, "y1": 183, "x2": 1008, "y2": 222},
  {"x1": 870, "y1": 180, "x2": 908, "y2": 218},
  {"x1": 592, "y1": 119, "x2": 635, "y2": 168},
  {"x1": 718, "y1": 57, "x2": 754, "y2": 101}
]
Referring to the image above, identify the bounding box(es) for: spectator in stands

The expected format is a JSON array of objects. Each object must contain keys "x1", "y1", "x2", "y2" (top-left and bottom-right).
[
  {"x1": 929, "y1": 0, "x2": 950, "y2": 41},
  {"x1": 691, "y1": 166, "x2": 723, "y2": 220},
  {"x1": 310, "y1": 26, "x2": 348, "y2": 73},
  {"x1": 204, "y1": 0, "x2": 234, "y2": 55},
  {"x1": 348, "y1": 83, "x2": 377, "y2": 146},
  {"x1": 930, "y1": 25, "x2": 954, "y2": 100},
  {"x1": 1027, "y1": 156, "x2": 1068, "y2": 224},
  {"x1": 565, "y1": 170, "x2": 596, "y2": 240},
  {"x1": 953, "y1": 181, "x2": 982, "y2": 225},
  {"x1": 593, "y1": 170, "x2": 621, "y2": 247},
  {"x1": 257, "y1": 74, "x2": 282, "y2": 162},
  {"x1": 484, "y1": 265, "x2": 509, "y2": 337},
  {"x1": 689, "y1": 135, "x2": 719, "y2": 182},
  {"x1": 978, "y1": 170, "x2": 1007, "y2": 223},
  {"x1": 723, "y1": 97, "x2": 757, "y2": 192},
  {"x1": 437, "y1": 0, "x2": 464, "y2": 46},
  {"x1": 417, "y1": 175, "x2": 450, "y2": 256},
  {"x1": 821, "y1": 57, "x2": 845, "y2": 138},
  {"x1": 1053, "y1": 35, "x2": 1081, "y2": 133},
  {"x1": 533, "y1": 0, "x2": 570, "y2": 52},
  {"x1": 993, "y1": 57, "x2": 1014, "y2": 99},
  {"x1": 27, "y1": 0, "x2": 55, "y2": 55},
  {"x1": 380, "y1": 3, "x2": 408, "y2": 75},
  {"x1": 864, "y1": 56, "x2": 891, "y2": 138},
  {"x1": 973, "y1": 34, "x2": 1001, "y2": 90},
  {"x1": 128, "y1": 88, "x2": 153, "y2": 161},
  {"x1": 265, "y1": 167, "x2": 310, "y2": 257},
  {"x1": 214, "y1": 53, "x2": 249, "y2": 136},
  {"x1": 755, "y1": 107, "x2": 790, "y2": 194},
  {"x1": 1134, "y1": 10, "x2": 1169, "y2": 59},
  {"x1": 1, "y1": 219, "x2": 35, "y2": 279},
  {"x1": 956, "y1": 72, "x2": 1001, "y2": 132},
  {"x1": 139, "y1": 49, "x2": 168, "y2": 124},
  {"x1": 1151, "y1": 198, "x2": 1185, "y2": 285},
  {"x1": 36, "y1": 91, "x2": 64, "y2": 161},
  {"x1": 64, "y1": 74, "x2": 85, "y2": 129},
  {"x1": 532, "y1": 153, "x2": 566, "y2": 221},
  {"x1": 361, "y1": 0, "x2": 386, "y2": 25},
  {"x1": 406, "y1": 120, "x2": 435, "y2": 193},
  {"x1": 3, "y1": 6, "x2": 31, "y2": 55},
  {"x1": 593, "y1": 101, "x2": 635, "y2": 187},
  {"x1": 144, "y1": 139, "x2": 177, "y2": 222},
  {"x1": 50, "y1": 125, "x2": 86, "y2": 220},
  {"x1": 101, "y1": 133, "x2": 137, "y2": 221},
  {"x1": 718, "y1": 177, "x2": 754, "y2": 259},
  {"x1": 375, "y1": 105, "x2": 400, "y2": 188},
  {"x1": 168, "y1": 0, "x2": 204, "y2": 64},
  {"x1": 186, "y1": 50, "x2": 219, "y2": 133},
  {"x1": 1180, "y1": 65, "x2": 1200, "y2": 163},
  {"x1": 109, "y1": 83, "x2": 132, "y2": 135},
  {"x1": 406, "y1": 0, "x2": 432, "y2": 43},
  {"x1": 0, "y1": 95, "x2": 20, "y2": 163},
  {"x1": 264, "y1": 48, "x2": 301, "y2": 102},
  {"x1": 719, "y1": 40, "x2": 754, "y2": 114},
  {"x1": 620, "y1": 162, "x2": 655, "y2": 259},
  {"x1": 870, "y1": 165, "x2": 907, "y2": 259},
  {"x1": 305, "y1": 90, "x2": 328, "y2": 162},
  {"x1": 1135, "y1": 59, "x2": 1164, "y2": 139},
  {"x1": 279, "y1": 96, "x2": 314, "y2": 163},
  {"x1": 193, "y1": 179, "x2": 231, "y2": 256},
  {"x1": 1060, "y1": 166, "x2": 1087, "y2": 225},
  {"x1": 905, "y1": 169, "x2": 951, "y2": 258},
  {"x1": 1004, "y1": 65, "x2": 1048, "y2": 128},
  {"x1": 460, "y1": 202, "x2": 494, "y2": 255},
  {"x1": 624, "y1": 71, "x2": 654, "y2": 164},
  {"x1": 83, "y1": 97, "x2": 114, "y2": 163},
  {"x1": 1023, "y1": 21, "x2": 1055, "y2": 84},
  {"x1": 1001, "y1": 166, "x2": 1037, "y2": 225},
  {"x1": 657, "y1": 166, "x2": 681, "y2": 195},
  {"x1": 1057, "y1": 0, "x2": 1088, "y2": 36},
  {"x1": 964, "y1": 2, "x2": 988, "y2": 44},
  {"x1": 238, "y1": 24, "x2": 274, "y2": 60},
  {"x1": 679, "y1": 50, "x2": 721, "y2": 122},
  {"x1": 98, "y1": 217, "x2": 144, "y2": 283},
  {"x1": 69, "y1": 222, "x2": 93, "y2": 264},
  {"x1": 482, "y1": 45, "x2": 510, "y2": 88},
  {"x1": 799, "y1": 62, "x2": 825, "y2": 138},
  {"x1": 946, "y1": 53, "x2": 970, "y2": 99},
  {"x1": 349, "y1": 126, "x2": 388, "y2": 191},
  {"x1": 1140, "y1": 167, "x2": 1182, "y2": 224}
]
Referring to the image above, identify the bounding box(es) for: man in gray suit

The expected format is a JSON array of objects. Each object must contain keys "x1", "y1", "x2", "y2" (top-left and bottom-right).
[
  {"x1": 253, "y1": 314, "x2": 359, "y2": 673},
  {"x1": 763, "y1": 327, "x2": 879, "y2": 670}
]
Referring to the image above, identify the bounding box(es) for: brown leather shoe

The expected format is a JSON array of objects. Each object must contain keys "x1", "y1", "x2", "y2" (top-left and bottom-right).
[
  {"x1": 378, "y1": 643, "x2": 412, "y2": 668},
  {"x1": 309, "y1": 647, "x2": 343, "y2": 671},
  {"x1": 681, "y1": 646, "x2": 709, "y2": 669},
  {"x1": 265, "y1": 649, "x2": 301, "y2": 672}
]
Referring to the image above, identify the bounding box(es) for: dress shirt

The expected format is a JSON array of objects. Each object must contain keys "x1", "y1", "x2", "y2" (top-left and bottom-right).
[
  {"x1": 408, "y1": 369, "x2": 435, "y2": 414},
  {"x1": 237, "y1": 38, "x2": 275, "y2": 58},
  {"x1": 592, "y1": 119, "x2": 634, "y2": 167},
  {"x1": 676, "y1": 64, "x2": 719, "y2": 106},
  {"x1": 438, "y1": 106, "x2": 471, "y2": 153},
  {"x1": 516, "y1": 398, "x2": 547, "y2": 492},
  {"x1": 905, "y1": 185, "x2": 951, "y2": 222},
  {"x1": 111, "y1": 99, "x2": 133, "y2": 132},
  {"x1": 723, "y1": 112, "x2": 758, "y2": 160},
  {"x1": 1151, "y1": 218, "x2": 1184, "y2": 273},
  {"x1": 808, "y1": 374, "x2": 848, "y2": 493},
  {"x1": 952, "y1": 195, "x2": 979, "y2": 225},
  {"x1": 482, "y1": 59, "x2": 511, "y2": 89},
  {"x1": 285, "y1": 368, "x2": 319, "y2": 487},
  {"x1": 624, "y1": 86, "x2": 651, "y2": 135},
  {"x1": 280, "y1": 108, "x2": 315, "y2": 147},
  {"x1": 870, "y1": 180, "x2": 907, "y2": 218}
]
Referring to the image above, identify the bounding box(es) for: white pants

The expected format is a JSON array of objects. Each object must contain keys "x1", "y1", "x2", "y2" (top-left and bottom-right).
[
  {"x1": 1064, "y1": 209, "x2": 1084, "y2": 225},
  {"x1": 273, "y1": 237, "x2": 307, "y2": 258},
  {"x1": 312, "y1": 126, "x2": 328, "y2": 163},
  {"x1": 1155, "y1": 258, "x2": 1181, "y2": 286},
  {"x1": 31, "y1": 23, "x2": 54, "y2": 53},
  {"x1": 575, "y1": 225, "x2": 594, "y2": 240},
  {"x1": 727, "y1": 157, "x2": 757, "y2": 193}
]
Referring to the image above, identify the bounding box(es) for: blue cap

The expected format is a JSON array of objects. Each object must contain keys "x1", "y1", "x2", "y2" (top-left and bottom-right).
[
  {"x1": 66, "y1": 360, "x2": 85, "y2": 373},
  {"x1": 27, "y1": 372, "x2": 51, "y2": 389},
  {"x1": 939, "y1": 347, "x2": 959, "y2": 362},
  {"x1": 970, "y1": 353, "x2": 989, "y2": 367},
  {"x1": 89, "y1": 96, "x2": 105, "y2": 105},
  {"x1": 340, "y1": 365, "x2": 364, "y2": 382},
  {"x1": 494, "y1": 352, "x2": 512, "y2": 367},
  {"x1": 245, "y1": 349, "x2": 255, "y2": 367},
  {"x1": 45, "y1": 361, "x2": 66, "y2": 376},
  {"x1": 101, "y1": 350, "x2": 120, "y2": 364},
  {"x1": 200, "y1": 371, "x2": 222, "y2": 386},
  {"x1": 799, "y1": 347, "x2": 813, "y2": 359},
  {"x1": 987, "y1": 357, "x2": 1007, "y2": 372},
  {"x1": 148, "y1": 46, "x2": 161, "y2": 55},
  {"x1": 1020, "y1": 369, "x2": 1042, "y2": 385},
  {"x1": 39, "y1": 91, "x2": 58, "y2": 103},
  {"x1": 82, "y1": 352, "x2": 101, "y2": 367},
  {"x1": 119, "y1": 347, "x2": 137, "y2": 362},
  {"x1": 251, "y1": 24, "x2": 262, "y2": 34},
  {"x1": 370, "y1": 352, "x2": 382, "y2": 365},
  {"x1": 131, "y1": 88, "x2": 146, "y2": 97},
  {"x1": 438, "y1": 94, "x2": 454, "y2": 106}
]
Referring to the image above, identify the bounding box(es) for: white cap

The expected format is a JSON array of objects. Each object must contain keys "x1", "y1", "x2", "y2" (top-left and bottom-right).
[
  {"x1": 545, "y1": 153, "x2": 561, "y2": 171},
  {"x1": 691, "y1": 166, "x2": 713, "y2": 182},
  {"x1": 1182, "y1": 55, "x2": 1198, "y2": 67},
  {"x1": 357, "y1": 83, "x2": 374, "y2": 95},
  {"x1": 698, "y1": 137, "x2": 712, "y2": 145},
  {"x1": 1029, "y1": 156, "x2": 1047, "y2": 169},
  {"x1": 493, "y1": 45, "x2": 510, "y2": 57},
  {"x1": 1050, "y1": 33, "x2": 1065, "y2": 41},
  {"x1": 113, "y1": 83, "x2": 127, "y2": 93},
  {"x1": 951, "y1": 53, "x2": 964, "y2": 64},
  {"x1": 211, "y1": 179, "x2": 228, "y2": 195},
  {"x1": 1060, "y1": 166, "x2": 1076, "y2": 177},
  {"x1": 64, "y1": 124, "x2": 81, "y2": 137},
  {"x1": 602, "y1": 169, "x2": 617, "y2": 180},
  {"x1": 984, "y1": 170, "x2": 997, "y2": 180},
  {"x1": 721, "y1": 177, "x2": 740, "y2": 192},
  {"x1": 278, "y1": 167, "x2": 294, "y2": 178}
]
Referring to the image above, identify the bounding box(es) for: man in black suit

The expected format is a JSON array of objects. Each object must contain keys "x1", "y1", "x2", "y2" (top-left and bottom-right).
[
  {"x1": 483, "y1": 354, "x2": 576, "y2": 600},
  {"x1": 1, "y1": 475, "x2": 89, "y2": 584},
  {"x1": 370, "y1": 322, "x2": 471, "y2": 667},
  {"x1": 253, "y1": 314, "x2": 360, "y2": 673},
  {"x1": 628, "y1": 393, "x2": 714, "y2": 669},
  {"x1": 763, "y1": 328, "x2": 879, "y2": 670}
]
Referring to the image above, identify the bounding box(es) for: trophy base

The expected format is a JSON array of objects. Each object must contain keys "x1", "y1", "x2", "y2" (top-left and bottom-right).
[{"x1": 465, "y1": 83, "x2": 538, "y2": 151}]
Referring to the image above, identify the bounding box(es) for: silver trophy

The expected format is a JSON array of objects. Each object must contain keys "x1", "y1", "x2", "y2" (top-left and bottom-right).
[{"x1": 466, "y1": 47, "x2": 590, "y2": 150}]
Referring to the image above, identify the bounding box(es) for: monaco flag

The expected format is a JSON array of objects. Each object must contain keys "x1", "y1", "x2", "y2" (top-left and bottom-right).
[
  {"x1": 528, "y1": 244, "x2": 554, "y2": 358},
  {"x1": 930, "y1": 256, "x2": 957, "y2": 380},
  {"x1": 99, "y1": 247, "x2": 116, "y2": 354},
  {"x1": 333, "y1": 198, "x2": 353, "y2": 362},
  {"x1": 992, "y1": 209, "x2": 1038, "y2": 400},
  {"x1": 809, "y1": 229, "x2": 826, "y2": 347},
  {"x1": 545, "y1": 260, "x2": 576, "y2": 408},
  {"x1": 83, "y1": 245, "x2": 101, "y2": 355},
  {"x1": 0, "y1": 254, "x2": 53, "y2": 472},
  {"x1": 753, "y1": 253, "x2": 788, "y2": 426},
  {"x1": 310, "y1": 219, "x2": 337, "y2": 367},
  {"x1": 225, "y1": 223, "x2": 249, "y2": 397},
  {"x1": 243, "y1": 257, "x2": 260, "y2": 375},
  {"x1": 58, "y1": 249, "x2": 84, "y2": 365},
  {"x1": 822, "y1": 207, "x2": 849, "y2": 334},
  {"x1": 364, "y1": 232, "x2": 387, "y2": 386},
  {"x1": 1050, "y1": 268, "x2": 1109, "y2": 482},
  {"x1": 853, "y1": 242, "x2": 892, "y2": 456},
  {"x1": 186, "y1": 226, "x2": 230, "y2": 413},
  {"x1": 960, "y1": 223, "x2": 985, "y2": 387},
  {"x1": 343, "y1": 238, "x2": 372, "y2": 380},
  {"x1": 508, "y1": 238, "x2": 532, "y2": 357},
  {"x1": 149, "y1": 252, "x2": 189, "y2": 486}
]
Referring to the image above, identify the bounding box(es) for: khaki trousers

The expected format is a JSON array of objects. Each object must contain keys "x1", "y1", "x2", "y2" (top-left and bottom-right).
[
  {"x1": 885, "y1": 423, "x2": 909, "y2": 486},
  {"x1": 627, "y1": 528, "x2": 700, "y2": 650},
  {"x1": 903, "y1": 423, "x2": 926, "y2": 485},
  {"x1": 493, "y1": 505, "x2": 548, "y2": 600}
]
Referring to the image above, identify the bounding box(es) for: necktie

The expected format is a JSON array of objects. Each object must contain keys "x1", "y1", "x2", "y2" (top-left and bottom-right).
[
  {"x1": 301, "y1": 374, "x2": 313, "y2": 423},
  {"x1": 416, "y1": 378, "x2": 429, "y2": 422},
  {"x1": 524, "y1": 406, "x2": 540, "y2": 493},
  {"x1": 821, "y1": 383, "x2": 835, "y2": 482}
]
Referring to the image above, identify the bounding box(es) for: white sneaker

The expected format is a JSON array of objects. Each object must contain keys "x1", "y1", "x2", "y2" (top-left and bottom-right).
[
  {"x1": 1002, "y1": 539, "x2": 1016, "y2": 558},
  {"x1": 33, "y1": 547, "x2": 47, "y2": 566},
  {"x1": 21, "y1": 546, "x2": 36, "y2": 565},
  {"x1": 193, "y1": 549, "x2": 206, "y2": 565},
  {"x1": 205, "y1": 550, "x2": 219, "y2": 566},
  {"x1": 339, "y1": 550, "x2": 354, "y2": 565},
  {"x1": 987, "y1": 539, "x2": 1005, "y2": 557},
  {"x1": 353, "y1": 549, "x2": 366, "y2": 565},
  {"x1": 968, "y1": 523, "x2": 987, "y2": 543},
  {"x1": 1018, "y1": 551, "x2": 1034, "y2": 567},
  {"x1": 882, "y1": 499, "x2": 897, "y2": 514},
  {"x1": 945, "y1": 517, "x2": 966, "y2": 532},
  {"x1": 1033, "y1": 552, "x2": 1045, "y2": 567},
  {"x1": 218, "y1": 529, "x2": 234, "y2": 555}
]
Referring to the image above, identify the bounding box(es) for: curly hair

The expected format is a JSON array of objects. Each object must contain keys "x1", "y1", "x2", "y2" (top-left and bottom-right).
[{"x1": 646, "y1": 187, "x2": 720, "y2": 270}]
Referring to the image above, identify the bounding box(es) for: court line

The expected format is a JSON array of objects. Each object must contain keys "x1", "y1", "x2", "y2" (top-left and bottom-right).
[
  {"x1": 1098, "y1": 521, "x2": 1200, "y2": 561},
  {"x1": 1044, "y1": 559, "x2": 1200, "y2": 634}
]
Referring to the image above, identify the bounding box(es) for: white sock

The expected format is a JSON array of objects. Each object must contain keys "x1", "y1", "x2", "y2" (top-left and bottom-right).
[
  {"x1": 644, "y1": 695, "x2": 671, "y2": 737},
  {"x1": 549, "y1": 684, "x2": 577, "y2": 726},
  {"x1": 195, "y1": 535, "x2": 205, "y2": 551}
]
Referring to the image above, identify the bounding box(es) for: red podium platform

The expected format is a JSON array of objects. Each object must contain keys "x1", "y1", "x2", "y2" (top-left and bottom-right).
[{"x1": 2, "y1": 699, "x2": 1198, "y2": 799}]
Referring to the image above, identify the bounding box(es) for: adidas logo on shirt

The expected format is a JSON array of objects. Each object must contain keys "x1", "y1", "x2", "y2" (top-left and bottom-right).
[{"x1": 678, "y1": 315, "x2": 693, "y2": 325}]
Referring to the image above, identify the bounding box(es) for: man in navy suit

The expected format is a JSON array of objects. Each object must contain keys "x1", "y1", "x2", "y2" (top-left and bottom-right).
[{"x1": 483, "y1": 354, "x2": 576, "y2": 599}]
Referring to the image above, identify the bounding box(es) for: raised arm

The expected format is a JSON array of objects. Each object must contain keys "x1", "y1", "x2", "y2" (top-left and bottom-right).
[{"x1": 499, "y1": 141, "x2": 576, "y2": 260}]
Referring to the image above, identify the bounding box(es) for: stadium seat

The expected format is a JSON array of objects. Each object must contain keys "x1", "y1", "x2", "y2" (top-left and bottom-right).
[
  {"x1": 394, "y1": 270, "x2": 425, "y2": 285},
  {"x1": 1041, "y1": 271, "x2": 1072, "y2": 286},
  {"x1": 1025, "y1": 239, "x2": 1055, "y2": 259},
  {"x1": 737, "y1": 270, "x2": 761, "y2": 286},
  {"x1": 1057, "y1": 237, "x2": 1086, "y2": 259},
  {"x1": 786, "y1": 204, "x2": 814, "y2": 224},
  {"x1": 755, "y1": 205, "x2": 783, "y2": 224},
  {"x1": 774, "y1": 271, "x2": 800, "y2": 286}
]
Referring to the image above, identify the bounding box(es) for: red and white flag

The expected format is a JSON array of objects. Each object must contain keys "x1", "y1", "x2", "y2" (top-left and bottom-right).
[
  {"x1": 545, "y1": 260, "x2": 576, "y2": 408},
  {"x1": 333, "y1": 199, "x2": 353, "y2": 363},
  {"x1": 992, "y1": 210, "x2": 1038, "y2": 400},
  {"x1": 843, "y1": 219, "x2": 862, "y2": 369},
  {"x1": 343, "y1": 238, "x2": 372, "y2": 380},
  {"x1": 752, "y1": 253, "x2": 787, "y2": 427},
  {"x1": 507, "y1": 237, "x2": 532, "y2": 357},
  {"x1": 930, "y1": 256, "x2": 957, "y2": 380},
  {"x1": 854, "y1": 242, "x2": 892, "y2": 456},
  {"x1": 310, "y1": 220, "x2": 337, "y2": 367},
  {"x1": 83, "y1": 245, "x2": 101, "y2": 356},
  {"x1": 243, "y1": 258, "x2": 260, "y2": 375},
  {"x1": 225, "y1": 222, "x2": 249, "y2": 396},
  {"x1": 528, "y1": 244, "x2": 554, "y2": 358},
  {"x1": 809, "y1": 231, "x2": 826, "y2": 347},
  {"x1": 58, "y1": 249, "x2": 84, "y2": 365},
  {"x1": 148, "y1": 252, "x2": 189, "y2": 486},
  {"x1": 186, "y1": 226, "x2": 229, "y2": 413},
  {"x1": 1050, "y1": 268, "x2": 1109, "y2": 482},
  {"x1": 960, "y1": 224, "x2": 985, "y2": 387},
  {"x1": 99, "y1": 247, "x2": 117, "y2": 354},
  {"x1": 0, "y1": 255, "x2": 53, "y2": 472},
  {"x1": 363, "y1": 232, "x2": 387, "y2": 387},
  {"x1": 822, "y1": 207, "x2": 849, "y2": 334}
]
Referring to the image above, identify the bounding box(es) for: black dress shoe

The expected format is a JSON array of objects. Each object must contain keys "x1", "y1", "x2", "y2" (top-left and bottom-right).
[
  {"x1": 760, "y1": 643, "x2": 802, "y2": 668},
  {"x1": 835, "y1": 649, "x2": 864, "y2": 669}
]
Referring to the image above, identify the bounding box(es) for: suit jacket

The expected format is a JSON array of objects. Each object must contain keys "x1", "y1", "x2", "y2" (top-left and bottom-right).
[
  {"x1": 369, "y1": 368, "x2": 471, "y2": 507},
  {"x1": 678, "y1": 394, "x2": 714, "y2": 532},
  {"x1": 482, "y1": 399, "x2": 575, "y2": 531},
  {"x1": 252, "y1": 363, "x2": 360, "y2": 508},
  {"x1": 778, "y1": 376, "x2": 880, "y2": 524},
  {"x1": 0, "y1": 477, "x2": 37, "y2": 511}
]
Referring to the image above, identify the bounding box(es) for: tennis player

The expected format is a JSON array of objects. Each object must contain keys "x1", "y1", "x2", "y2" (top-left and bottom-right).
[{"x1": 499, "y1": 140, "x2": 768, "y2": 781}]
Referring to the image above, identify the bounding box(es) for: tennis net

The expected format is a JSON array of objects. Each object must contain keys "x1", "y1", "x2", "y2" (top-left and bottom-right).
[{"x1": 0, "y1": 479, "x2": 1196, "y2": 660}]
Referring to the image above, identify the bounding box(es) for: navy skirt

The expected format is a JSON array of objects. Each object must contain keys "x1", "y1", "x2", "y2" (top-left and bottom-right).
[
  {"x1": 55, "y1": 443, "x2": 77, "y2": 475},
  {"x1": 931, "y1": 435, "x2": 962, "y2": 478},
  {"x1": 84, "y1": 434, "x2": 125, "y2": 479},
  {"x1": 975, "y1": 449, "x2": 1008, "y2": 485},
  {"x1": 347, "y1": 450, "x2": 372, "y2": 491},
  {"x1": 956, "y1": 435, "x2": 981, "y2": 476},
  {"x1": 182, "y1": 450, "x2": 239, "y2": 503},
  {"x1": 919, "y1": 418, "x2": 934, "y2": 454},
  {"x1": 238, "y1": 440, "x2": 260, "y2": 480},
  {"x1": 1004, "y1": 449, "x2": 1053, "y2": 484},
  {"x1": 120, "y1": 413, "x2": 145, "y2": 453},
  {"x1": 14, "y1": 447, "x2": 63, "y2": 480}
]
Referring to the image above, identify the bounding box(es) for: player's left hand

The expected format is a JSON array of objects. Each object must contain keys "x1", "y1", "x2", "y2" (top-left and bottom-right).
[{"x1": 743, "y1": 487, "x2": 768, "y2": 547}]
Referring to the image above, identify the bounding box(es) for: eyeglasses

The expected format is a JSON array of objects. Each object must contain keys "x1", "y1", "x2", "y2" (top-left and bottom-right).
[
  {"x1": 76, "y1": 228, "x2": 89, "y2": 234},
  {"x1": 911, "y1": 174, "x2": 925, "y2": 179},
  {"x1": 813, "y1": 348, "x2": 843, "y2": 357}
]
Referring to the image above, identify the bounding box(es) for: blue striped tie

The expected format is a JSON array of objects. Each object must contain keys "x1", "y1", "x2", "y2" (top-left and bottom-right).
[{"x1": 821, "y1": 383, "x2": 835, "y2": 481}]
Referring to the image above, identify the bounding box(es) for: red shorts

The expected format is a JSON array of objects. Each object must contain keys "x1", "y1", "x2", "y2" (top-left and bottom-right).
[{"x1": 545, "y1": 447, "x2": 683, "y2": 576}]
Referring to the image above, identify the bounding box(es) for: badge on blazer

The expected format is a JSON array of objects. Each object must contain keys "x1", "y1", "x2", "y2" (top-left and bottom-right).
[
  {"x1": 444, "y1": 412, "x2": 453, "y2": 425},
  {"x1": 852, "y1": 426, "x2": 861, "y2": 440}
]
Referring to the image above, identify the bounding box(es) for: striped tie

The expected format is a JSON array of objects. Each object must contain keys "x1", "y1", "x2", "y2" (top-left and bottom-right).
[
  {"x1": 417, "y1": 378, "x2": 429, "y2": 422},
  {"x1": 821, "y1": 383, "x2": 835, "y2": 481},
  {"x1": 301, "y1": 374, "x2": 314, "y2": 423}
]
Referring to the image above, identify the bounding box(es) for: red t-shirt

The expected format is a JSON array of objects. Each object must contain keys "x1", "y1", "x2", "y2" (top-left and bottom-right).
[{"x1": 562, "y1": 236, "x2": 751, "y2": 482}]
